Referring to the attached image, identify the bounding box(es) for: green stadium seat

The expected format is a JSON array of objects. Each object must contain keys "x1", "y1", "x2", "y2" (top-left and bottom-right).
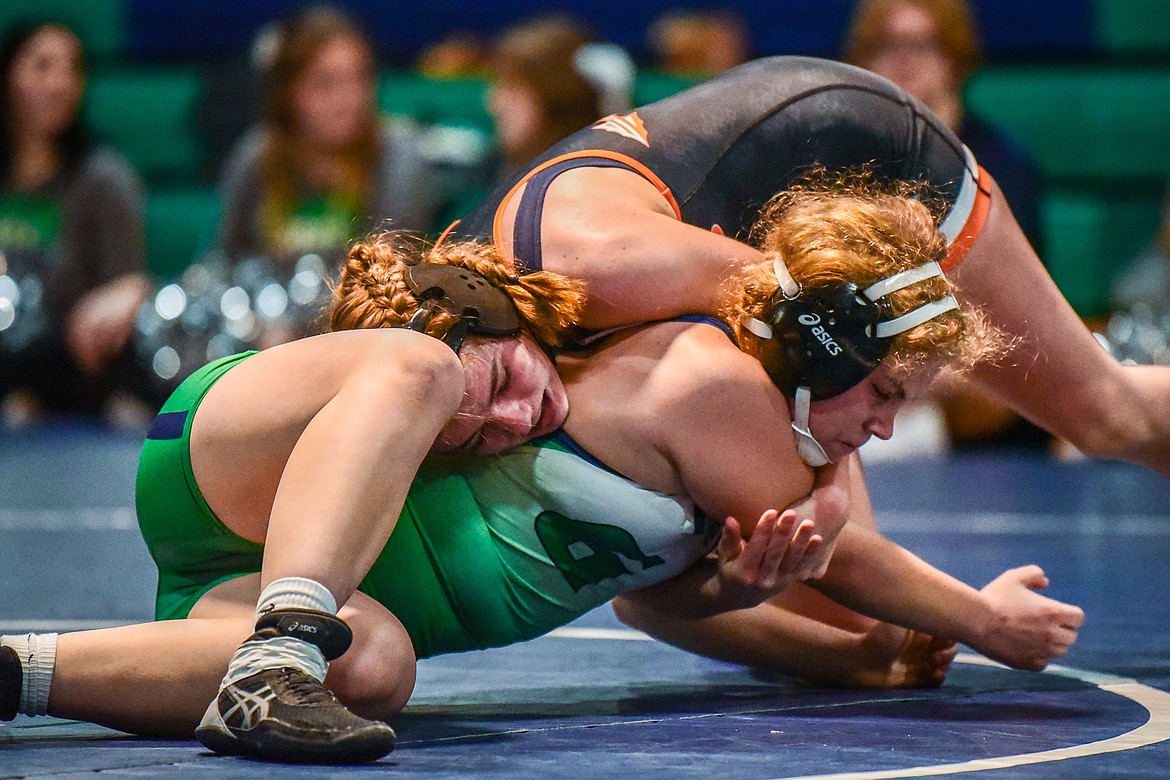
[
  {"x1": 378, "y1": 72, "x2": 492, "y2": 133},
  {"x1": 1096, "y1": 0, "x2": 1170, "y2": 56},
  {"x1": 145, "y1": 187, "x2": 221, "y2": 281},
  {"x1": 0, "y1": 0, "x2": 125, "y2": 62},
  {"x1": 1041, "y1": 189, "x2": 1162, "y2": 317},
  {"x1": 84, "y1": 67, "x2": 205, "y2": 188},
  {"x1": 632, "y1": 71, "x2": 702, "y2": 107},
  {"x1": 966, "y1": 66, "x2": 1170, "y2": 185}
]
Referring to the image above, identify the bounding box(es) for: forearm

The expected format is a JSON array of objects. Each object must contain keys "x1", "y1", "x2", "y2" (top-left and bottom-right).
[
  {"x1": 620, "y1": 560, "x2": 751, "y2": 620},
  {"x1": 809, "y1": 524, "x2": 994, "y2": 647},
  {"x1": 614, "y1": 594, "x2": 867, "y2": 684}
]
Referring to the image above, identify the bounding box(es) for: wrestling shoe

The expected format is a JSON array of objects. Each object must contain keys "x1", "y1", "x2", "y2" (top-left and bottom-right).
[
  {"x1": 1, "y1": 645, "x2": 20, "y2": 721},
  {"x1": 195, "y1": 665, "x2": 397, "y2": 764}
]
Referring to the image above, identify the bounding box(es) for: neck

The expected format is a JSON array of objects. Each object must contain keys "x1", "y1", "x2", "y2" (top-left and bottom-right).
[{"x1": 10, "y1": 132, "x2": 59, "y2": 190}]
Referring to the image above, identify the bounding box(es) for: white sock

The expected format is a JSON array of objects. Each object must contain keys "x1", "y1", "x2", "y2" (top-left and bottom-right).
[
  {"x1": 222, "y1": 577, "x2": 337, "y2": 686},
  {"x1": 1, "y1": 633, "x2": 58, "y2": 717},
  {"x1": 256, "y1": 576, "x2": 337, "y2": 616},
  {"x1": 223, "y1": 635, "x2": 329, "y2": 685}
]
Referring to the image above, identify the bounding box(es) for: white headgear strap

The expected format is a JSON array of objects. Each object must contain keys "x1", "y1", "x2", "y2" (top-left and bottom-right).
[
  {"x1": 790, "y1": 386, "x2": 832, "y2": 466},
  {"x1": 772, "y1": 253, "x2": 801, "y2": 299},
  {"x1": 861, "y1": 260, "x2": 959, "y2": 338}
]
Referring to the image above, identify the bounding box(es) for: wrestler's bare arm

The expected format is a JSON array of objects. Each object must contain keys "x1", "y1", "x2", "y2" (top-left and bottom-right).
[
  {"x1": 516, "y1": 167, "x2": 763, "y2": 329},
  {"x1": 808, "y1": 522, "x2": 1084, "y2": 670},
  {"x1": 190, "y1": 329, "x2": 466, "y2": 603}
]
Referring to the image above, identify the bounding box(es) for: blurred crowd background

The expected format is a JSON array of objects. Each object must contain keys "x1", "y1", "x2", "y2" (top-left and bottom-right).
[{"x1": 1, "y1": 0, "x2": 1169, "y2": 458}]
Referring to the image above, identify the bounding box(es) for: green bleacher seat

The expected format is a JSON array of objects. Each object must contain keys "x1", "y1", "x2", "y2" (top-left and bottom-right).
[
  {"x1": 0, "y1": 0, "x2": 125, "y2": 62},
  {"x1": 633, "y1": 71, "x2": 702, "y2": 107},
  {"x1": 1096, "y1": 0, "x2": 1170, "y2": 56},
  {"x1": 966, "y1": 66, "x2": 1170, "y2": 185},
  {"x1": 145, "y1": 187, "x2": 220, "y2": 281},
  {"x1": 378, "y1": 73, "x2": 492, "y2": 133},
  {"x1": 1041, "y1": 189, "x2": 1162, "y2": 317},
  {"x1": 84, "y1": 67, "x2": 205, "y2": 188}
]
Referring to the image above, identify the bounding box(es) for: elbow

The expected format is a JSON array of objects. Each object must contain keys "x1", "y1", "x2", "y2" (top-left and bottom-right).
[
  {"x1": 611, "y1": 596, "x2": 645, "y2": 629},
  {"x1": 360, "y1": 334, "x2": 466, "y2": 413}
]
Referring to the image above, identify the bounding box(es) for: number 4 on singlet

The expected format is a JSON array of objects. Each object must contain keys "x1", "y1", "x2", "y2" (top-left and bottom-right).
[{"x1": 534, "y1": 511, "x2": 666, "y2": 592}]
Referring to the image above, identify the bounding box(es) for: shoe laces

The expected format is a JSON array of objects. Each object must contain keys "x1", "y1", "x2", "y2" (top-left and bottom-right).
[{"x1": 278, "y1": 668, "x2": 338, "y2": 706}]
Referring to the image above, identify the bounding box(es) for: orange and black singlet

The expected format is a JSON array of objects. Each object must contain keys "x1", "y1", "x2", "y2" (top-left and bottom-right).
[{"x1": 452, "y1": 56, "x2": 990, "y2": 274}]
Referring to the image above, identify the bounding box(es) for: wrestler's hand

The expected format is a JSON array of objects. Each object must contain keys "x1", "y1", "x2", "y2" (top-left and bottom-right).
[
  {"x1": 849, "y1": 622, "x2": 958, "y2": 689},
  {"x1": 970, "y1": 565, "x2": 1084, "y2": 671},
  {"x1": 706, "y1": 509, "x2": 822, "y2": 610}
]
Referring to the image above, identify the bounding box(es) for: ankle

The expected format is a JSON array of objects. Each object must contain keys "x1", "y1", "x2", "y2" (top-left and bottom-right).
[{"x1": 0, "y1": 633, "x2": 58, "y2": 717}]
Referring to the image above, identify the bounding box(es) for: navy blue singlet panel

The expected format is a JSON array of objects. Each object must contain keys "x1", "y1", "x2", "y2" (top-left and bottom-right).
[{"x1": 512, "y1": 157, "x2": 635, "y2": 273}]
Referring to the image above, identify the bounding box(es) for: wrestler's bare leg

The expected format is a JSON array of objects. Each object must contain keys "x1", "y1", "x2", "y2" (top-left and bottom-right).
[
  {"x1": 950, "y1": 181, "x2": 1170, "y2": 477},
  {"x1": 45, "y1": 575, "x2": 415, "y2": 737}
]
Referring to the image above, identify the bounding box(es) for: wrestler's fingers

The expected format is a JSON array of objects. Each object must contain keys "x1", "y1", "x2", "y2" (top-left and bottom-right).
[
  {"x1": 782, "y1": 519, "x2": 818, "y2": 561},
  {"x1": 1060, "y1": 604, "x2": 1086, "y2": 629},
  {"x1": 732, "y1": 512, "x2": 778, "y2": 572},
  {"x1": 762, "y1": 513, "x2": 808, "y2": 572},
  {"x1": 717, "y1": 516, "x2": 745, "y2": 561}
]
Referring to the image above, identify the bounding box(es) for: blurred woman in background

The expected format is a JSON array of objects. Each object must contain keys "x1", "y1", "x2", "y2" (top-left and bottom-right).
[
  {"x1": 215, "y1": 5, "x2": 436, "y2": 266},
  {"x1": 0, "y1": 20, "x2": 151, "y2": 423},
  {"x1": 486, "y1": 15, "x2": 630, "y2": 184}
]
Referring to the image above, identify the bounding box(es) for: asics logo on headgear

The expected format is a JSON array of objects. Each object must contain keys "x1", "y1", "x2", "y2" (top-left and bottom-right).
[{"x1": 798, "y1": 312, "x2": 843, "y2": 356}]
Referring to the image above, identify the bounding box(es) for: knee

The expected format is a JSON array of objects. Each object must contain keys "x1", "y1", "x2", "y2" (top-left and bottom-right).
[
  {"x1": 1056, "y1": 393, "x2": 1145, "y2": 461},
  {"x1": 327, "y1": 610, "x2": 417, "y2": 720}
]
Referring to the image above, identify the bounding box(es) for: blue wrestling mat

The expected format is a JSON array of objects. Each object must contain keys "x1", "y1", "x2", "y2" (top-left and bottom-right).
[{"x1": 2, "y1": 425, "x2": 1169, "y2": 779}]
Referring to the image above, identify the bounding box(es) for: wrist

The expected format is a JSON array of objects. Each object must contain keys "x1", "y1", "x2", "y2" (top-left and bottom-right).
[{"x1": 960, "y1": 591, "x2": 1002, "y2": 648}]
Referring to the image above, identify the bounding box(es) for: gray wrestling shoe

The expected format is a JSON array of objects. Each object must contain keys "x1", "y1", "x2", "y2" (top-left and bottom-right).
[
  {"x1": 1, "y1": 645, "x2": 20, "y2": 721},
  {"x1": 195, "y1": 608, "x2": 396, "y2": 764},
  {"x1": 195, "y1": 665, "x2": 397, "y2": 764}
]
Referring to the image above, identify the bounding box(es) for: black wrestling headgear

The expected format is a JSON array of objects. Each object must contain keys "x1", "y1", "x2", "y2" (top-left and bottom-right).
[
  {"x1": 747, "y1": 256, "x2": 958, "y2": 467},
  {"x1": 748, "y1": 257, "x2": 958, "y2": 400},
  {"x1": 403, "y1": 263, "x2": 522, "y2": 352}
]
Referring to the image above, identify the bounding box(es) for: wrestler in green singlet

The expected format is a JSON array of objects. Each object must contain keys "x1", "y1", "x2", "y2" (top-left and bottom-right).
[{"x1": 136, "y1": 352, "x2": 719, "y2": 659}]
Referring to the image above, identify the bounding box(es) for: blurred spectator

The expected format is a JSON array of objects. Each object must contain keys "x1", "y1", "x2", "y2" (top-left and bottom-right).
[
  {"x1": 646, "y1": 9, "x2": 751, "y2": 79},
  {"x1": 215, "y1": 5, "x2": 436, "y2": 267},
  {"x1": 844, "y1": 0, "x2": 1050, "y2": 453},
  {"x1": 844, "y1": 0, "x2": 1042, "y2": 250},
  {"x1": 416, "y1": 31, "x2": 488, "y2": 79},
  {"x1": 486, "y1": 14, "x2": 633, "y2": 183},
  {"x1": 0, "y1": 21, "x2": 153, "y2": 425}
]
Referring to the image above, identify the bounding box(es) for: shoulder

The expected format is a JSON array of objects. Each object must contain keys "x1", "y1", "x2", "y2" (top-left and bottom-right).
[
  {"x1": 636, "y1": 319, "x2": 794, "y2": 446},
  {"x1": 63, "y1": 147, "x2": 143, "y2": 213},
  {"x1": 635, "y1": 320, "x2": 813, "y2": 520},
  {"x1": 651, "y1": 320, "x2": 773, "y2": 401}
]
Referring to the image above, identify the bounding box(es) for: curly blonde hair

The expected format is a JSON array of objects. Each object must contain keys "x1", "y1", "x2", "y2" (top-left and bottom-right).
[
  {"x1": 329, "y1": 233, "x2": 586, "y2": 348},
  {"x1": 721, "y1": 171, "x2": 1008, "y2": 376}
]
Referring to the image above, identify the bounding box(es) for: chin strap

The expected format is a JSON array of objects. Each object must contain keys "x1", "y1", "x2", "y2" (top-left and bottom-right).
[{"x1": 790, "y1": 386, "x2": 831, "y2": 466}]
